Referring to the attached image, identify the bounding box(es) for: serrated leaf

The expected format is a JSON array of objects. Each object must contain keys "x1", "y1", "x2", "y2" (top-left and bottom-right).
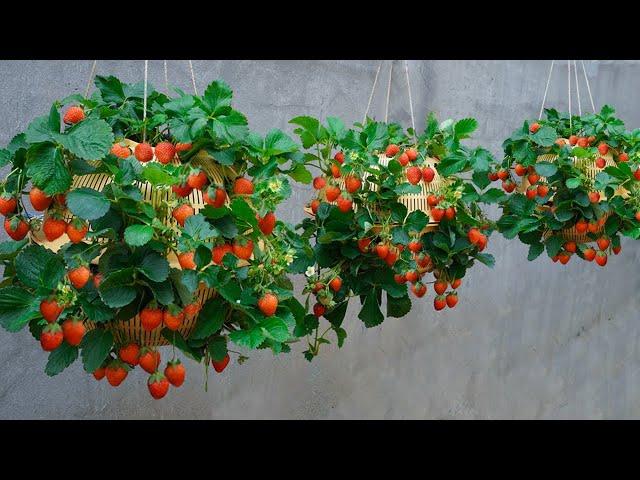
[
  {"x1": 0, "y1": 286, "x2": 40, "y2": 332},
  {"x1": 80, "y1": 329, "x2": 114, "y2": 373},
  {"x1": 259, "y1": 317, "x2": 290, "y2": 342},
  {"x1": 190, "y1": 297, "x2": 225, "y2": 339},
  {"x1": 358, "y1": 291, "x2": 383, "y2": 328},
  {"x1": 15, "y1": 244, "x2": 64, "y2": 290},
  {"x1": 288, "y1": 163, "x2": 312, "y2": 184},
  {"x1": 45, "y1": 343, "x2": 78, "y2": 376},
  {"x1": 124, "y1": 224, "x2": 153, "y2": 247},
  {"x1": 207, "y1": 336, "x2": 228, "y2": 362},
  {"x1": 454, "y1": 118, "x2": 478, "y2": 139},
  {"x1": 534, "y1": 161, "x2": 558, "y2": 177},
  {"x1": 161, "y1": 328, "x2": 202, "y2": 361},
  {"x1": 26, "y1": 143, "x2": 71, "y2": 195},
  {"x1": 66, "y1": 188, "x2": 110, "y2": 221},
  {"x1": 264, "y1": 129, "x2": 298, "y2": 156},
  {"x1": 138, "y1": 252, "x2": 169, "y2": 282},
  {"x1": 531, "y1": 125, "x2": 557, "y2": 147},
  {"x1": 61, "y1": 118, "x2": 114, "y2": 161},
  {"x1": 229, "y1": 326, "x2": 266, "y2": 349}
]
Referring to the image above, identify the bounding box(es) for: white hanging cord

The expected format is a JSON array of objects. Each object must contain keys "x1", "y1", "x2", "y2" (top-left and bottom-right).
[
  {"x1": 164, "y1": 60, "x2": 169, "y2": 94},
  {"x1": 404, "y1": 60, "x2": 416, "y2": 138},
  {"x1": 188, "y1": 60, "x2": 198, "y2": 95},
  {"x1": 143, "y1": 60, "x2": 148, "y2": 143},
  {"x1": 538, "y1": 60, "x2": 555, "y2": 120},
  {"x1": 84, "y1": 60, "x2": 97, "y2": 98},
  {"x1": 363, "y1": 61, "x2": 383, "y2": 124},
  {"x1": 567, "y1": 60, "x2": 572, "y2": 132},
  {"x1": 581, "y1": 60, "x2": 596, "y2": 113},
  {"x1": 573, "y1": 60, "x2": 582, "y2": 116},
  {"x1": 384, "y1": 61, "x2": 394, "y2": 123}
]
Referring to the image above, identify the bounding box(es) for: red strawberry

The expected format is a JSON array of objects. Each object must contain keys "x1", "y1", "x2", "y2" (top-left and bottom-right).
[
  {"x1": 345, "y1": 175, "x2": 362, "y2": 194},
  {"x1": 558, "y1": 252, "x2": 571, "y2": 265},
  {"x1": 139, "y1": 348, "x2": 161, "y2": 374},
  {"x1": 42, "y1": 216, "x2": 67, "y2": 241},
  {"x1": 310, "y1": 199, "x2": 320, "y2": 214},
  {"x1": 394, "y1": 273, "x2": 407, "y2": 284},
  {"x1": 405, "y1": 148, "x2": 418, "y2": 162},
  {"x1": 325, "y1": 185, "x2": 340, "y2": 202},
  {"x1": 313, "y1": 303, "x2": 326, "y2": 317},
  {"x1": 212, "y1": 243, "x2": 233, "y2": 265},
  {"x1": 258, "y1": 292, "x2": 278, "y2": 316},
  {"x1": 406, "y1": 166, "x2": 422, "y2": 185},
  {"x1": 434, "y1": 295, "x2": 447, "y2": 311},
  {"x1": 357, "y1": 238, "x2": 371, "y2": 253},
  {"x1": 40, "y1": 323, "x2": 63, "y2": 351},
  {"x1": 468, "y1": 228, "x2": 482, "y2": 245},
  {"x1": 111, "y1": 143, "x2": 131, "y2": 158},
  {"x1": 203, "y1": 187, "x2": 227, "y2": 208},
  {"x1": 233, "y1": 177, "x2": 254, "y2": 195},
  {"x1": 163, "y1": 309, "x2": 185, "y2": 331},
  {"x1": 313, "y1": 177, "x2": 326, "y2": 190},
  {"x1": 568, "y1": 135, "x2": 578, "y2": 146},
  {"x1": 40, "y1": 298, "x2": 63, "y2": 323},
  {"x1": 405, "y1": 271, "x2": 419, "y2": 283},
  {"x1": 422, "y1": 166, "x2": 435, "y2": 183},
  {"x1": 183, "y1": 303, "x2": 201, "y2": 317},
  {"x1": 595, "y1": 251, "x2": 608, "y2": 266},
  {"x1": 329, "y1": 277, "x2": 342, "y2": 292},
  {"x1": 564, "y1": 241, "x2": 577, "y2": 253},
  {"x1": 334, "y1": 151, "x2": 345, "y2": 164},
  {"x1": 134, "y1": 142, "x2": 154, "y2": 162},
  {"x1": 0, "y1": 194, "x2": 16, "y2": 216},
  {"x1": 527, "y1": 173, "x2": 540, "y2": 185},
  {"x1": 634, "y1": 169, "x2": 640, "y2": 181},
  {"x1": 172, "y1": 204, "x2": 194, "y2": 227},
  {"x1": 537, "y1": 184, "x2": 549, "y2": 197},
  {"x1": 212, "y1": 353, "x2": 230, "y2": 373},
  {"x1": 62, "y1": 318, "x2": 86, "y2": 346},
  {"x1": 177, "y1": 251, "x2": 197, "y2": 270},
  {"x1": 172, "y1": 183, "x2": 194, "y2": 198},
  {"x1": 502, "y1": 180, "x2": 516, "y2": 193},
  {"x1": 597, "y1": 143, "x2": 609, "y2": 155},
  {"x1": 398, "y1": 152, "x2": 409, "y2": 166},
  {"x1": 451, "y1": 278, "x2": 462, "y2": 289},
  {"x1": 140, "y1": 306, "x2": 163, "y2": 331},
  {"x1": 446, "y1": 292, "x2": 458, "y2": 308},
  {"x1": 187, "y1": 170, "x2": 208, "y2": 190},
  {"x1": 93, "y1": 367, "x2": 106, "y2": 381},
  {"x1": 63, "y1": 106, "x2": 85, "y2": 124},
  {"x1": 68, "y1": 266, "x2": 90, "y2": 289},
  {"x1": 375, "y1": 243, "x2": 389, "y2": 259},
  {"x1": 444, "y1": 207, "x2": 456, "y2": 220},
  {"x1": 588, "y1": 191, "x2": 601, "y2": 203},
  {"x1": 619, "y1": 152, "x2": 629, "y2": 162},
  {"x1": 514, "y1": 164, "x2": 527, "y2": 176},
  {"x1": 147, "y1": 372, "x2": 170, "y2": 399},
  {"x1": 408, "y1": 240, "x2": 422, "y2": 253},
  {"x1": 336, "y1": 195, "x2": 352, "y2": 213},
  {"x1": 257, "y1": 212, "x2": 276, "y2": 235},
  {"x1": 427, "y1": 194, "x2": 439, "y2": 207},
  {"x1": 93, "y1": 273, "x2": 103, "y2": 288},
  {"x1": 434, "y1": 280, "x2": 447, "y2": 295},
  {"x1": 577, "y1": 137, "x2": 589, "y2": 148},
  {"x1": 597, "y1": 237, "x2": 610, "y2": 251},
  {"x1": 575, "y1": 219, "x2": 588, "y2": 233},
  {"x1": 411, "y1": 282, "x2": 427, "y2": 298},
  {"x1": 175, "y1": 143, "x2": 193, "y2": 152},
  {"x1": 154, "y1": 142, "x2": 176, "y2": 164},
  {"x1": 106, "y1": 362, "x2": 128, "y2": 386},
  {"x1": 613, "y1": 245, "x2": 622, "y2": 255},
  {"x1": 384, "y1": 249, "x2": 398, "y2": 266},
  {"x1": 488, "y1": 172, "x2": 499, "y2": 182},
  {"x1": 29, "y1": 187, "x2": 52, "y2": 211},
  {"x1": 431, "y1": 207, "x2": 445, "y2": 222},
  {"x1": 165, "y1": 360, "x2": 186, "y2": 387},
  {"x1": 497, "y1": 170, "x2": 509, "y2": 181},
  {"x1": 635, "y1": 211, "x2": 640, "y2": 222},
  {"x1": 526, "y1": 186, "x2": 537, "y2": 199},
  {"x1": 66, "y1": 221, "x2": 88, "y2": 244},
  {"x1": 595, "y1": 157, "x2": 606, "y2": 169},
  {"x1": 588, "y1": 221, "x2": 599, "y2": 234},
  {"x1": 385, "y1": 144, "x2": 400, "y2": 157},
  {"x1": 529, "y1": 122, "x2": 540, "y2": 133},
  {"x1": 119, "y1": 343, "x2": 140, "y2": 366},
  {"x1": 330, "y1": 164, "x2": 341, "y2": 178},
  {"x1": 232, "y1": 239, "x2": 254, "y2": 260},
  {"x1": 583, "y1": 248, "x2": 596, "y2": 262}
]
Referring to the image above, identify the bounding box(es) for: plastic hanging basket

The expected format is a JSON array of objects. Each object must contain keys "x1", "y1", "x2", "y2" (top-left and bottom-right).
[{"x1": 30, "y1": 140, "x2": 226, "y2": 346}]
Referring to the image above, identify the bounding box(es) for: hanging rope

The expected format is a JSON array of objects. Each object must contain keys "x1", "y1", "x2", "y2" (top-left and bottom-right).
[
  {"x1": 538, "y1": 60, "x2": 555, "y2": 120},
  {"x1": 404, "y1": 60, "x2": 416, "y2": 137},
  {"x1": 143, "y1": 60, "x2": 148, "y2": 143},
  {"x1": 164, "y1": 60, "x2": 169, "y2": 94},
  {"x1": 573, "y1": 60, "x2": 582, "y2": 116},
  {"x1": 363, "y1": 61, "x2": 383, "y2": 124},
  {"x1": 567, "y1": 60, "x2": 572, "y2": 132},
  {"x1": 188, "y1": 60, "x2": 198, "y2": 95},
  {"x1": 84, "y1": 60, "x2": 97, "y2": 98},
  {"x1": 384, "y1": 61, "x2": 394, "y2": 123},
  {"x1": 581, "y1": 60, "x2": 596, "y2": 113}
]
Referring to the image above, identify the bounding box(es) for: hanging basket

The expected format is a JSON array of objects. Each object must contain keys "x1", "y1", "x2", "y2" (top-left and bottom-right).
[{"x1": 30, "y1": 140, "x2": 226, "y2": 346}]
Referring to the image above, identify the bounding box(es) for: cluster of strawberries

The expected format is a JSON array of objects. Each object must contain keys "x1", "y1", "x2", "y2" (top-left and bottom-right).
[
  {"x1": 551, "y1": 235, "x2": 619, "y2": 266},
  {"x1": 110, "y1": 139, "x2": 192, "y2": 165},
  {"x1": 384, "y1": 143, "x2": 437, "y2": 186},
  {"x1": 309, "y1": 151, "x2": 357, "y2": 214},
  {"x1": 307, "y1": 275, "x2": 343, "y2": 318}
]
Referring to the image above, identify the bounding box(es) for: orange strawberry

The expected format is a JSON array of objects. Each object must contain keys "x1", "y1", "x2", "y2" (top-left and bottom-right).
[
  {"x1": 63, "y1": 106, "x2": 84, "y2": 124},
  {"x1": 325, "y1": 185, "x2": 340, "y2": 202},
  {"x1": 385, "y1": 144, "x2": 400, "y2": 157},
  {"x1": 310, "y1": 199, "x2": 320, "y2": 214},
  {"x1": 345, "y1": 175, "x2": 362, "y2": 194},
  {"x1": 66, "y1": 221, "x2": 88, "y2": 244},
  {"x1": 334, "y1": 152, "x2": 345, "y2": 164},
  {"x1": 405, "y1": 148, "x2": 418, "y2": 162},
  {"x1": 172, "y1": 204, "x2": 194, "y2": 227},
  {"x1": 232, "y1": 239, "x2": 254, "y2": 260},
  {"x1": 165, "y1": 359, "x2": 186, "y2": 387},
  {"x1": 40, "y1": 323, "x2": 63, "y2": 351},
  {"x1": 398, "y1": 152, "x2": 410, "y2": 166},
  {"x1": 421, "y1": 166, "x2": 435, "y2": 183},
  {"x1": 203, "y1": 187, "x2": 227, "y2": 208},
  {"x1": 330, "y1": 164, "x2": 341, "y2": 178},
  {"x1": 177, "y1": 251, "x2": 197, "y2": 270},
  {"x1": 154, "y1": 142, "x2": 176, "y2": 164},
  {"x1": 40, "y1": 298, "x2": 63, "y2": 323},
  {"x1": 119, "y1": 343, "x2": 140, "y2": 366},
  {"x1": 313, "y1": 177, "x2": 326, "y2": 190},
  {"x1": 68, "y1": 265, "x2": 91, "y2": 289},
  {"x1": 233, "y1": 177, "x2": 254, "y2": 195},
  {"x1": 111, "y1": 143, "x2": 131, "y2": 158},
  {"x1": 406, "y1": 166, "x2": 422, "y2": 185},
  {"x1": 187, "y1": 170, "x2": 208, "y2": 190},
  {"x1": 134, "y1": 142, "x2": 154, "y2": 162},
  {"x1": 163, "y1": 309, "x2": 185, "y2": 331},
  {"x1": 175, "y1": 143, "x2": 193, "y2": 152},
  {"x1": 61, "y1": 318, "x2": 86, "y2": 346},
  {"x1": 257, "y1": 292, "x2": 278, "y2": 316},
  {"x1": 336, "y1": 195, "x2": 352, "y2": 213},
  {"x1": 140, "y1": 306, "x2": 163, "y2": 331}
]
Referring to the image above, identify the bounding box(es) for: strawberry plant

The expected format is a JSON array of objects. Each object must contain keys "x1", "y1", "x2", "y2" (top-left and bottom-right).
[
  {"x1": 291, "y1": 113, "x2": 498, "y2": 360},
  {"x1": 493, "y1": 105, "x2": 638, "y2": 265},
  {"x1": 0, "y1": 75, "x2": 308, "y2": 398}
]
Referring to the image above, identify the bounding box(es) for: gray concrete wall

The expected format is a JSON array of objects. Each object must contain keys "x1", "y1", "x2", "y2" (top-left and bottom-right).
[{"x1": 1, "y1": 60, "x2": 639, "y2": 419}]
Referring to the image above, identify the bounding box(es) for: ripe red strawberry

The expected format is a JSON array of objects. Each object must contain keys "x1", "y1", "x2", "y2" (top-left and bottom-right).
[
  {"x1": 92, "y1": 273, "x2": 103, "y2": 289},
  {"x1": 476, "y1": 234, "x2": 488, "y2": 252},
  {"x1": 313, "y1": 177, "x2": 326, "y2": 190},
  {"x1": 398, "y1": 152, "x2": 410, "y2": 166},
  {"x1": 63, "y1": 106, "x2": 84, "y2": 124},
  {"x1": 422, "y1": 166, "x2": 435, "y2": 183},
  {"x1": 232, "y1": 239, "x2": 254, "y2": 260},
  {"x1": 106, "y1": 362, "x2": 128, "y2": 386},
  {"x1": 634, "y1": 169, "x2": 640, "y2": 181},
  {"x1": 597, "y1": 237, "x2": 610, "y2": 251},
  {"x1": 434, "y1": 295, "x2": 447, "y2": 311},
  {"x1": 68, "y1": 266, "x2": 91, "y2": 289},
  {"x1": 431, "y1": 207, "x2": 445, "y2": 222},
  {"x1": 336, "y1": 195, "x2": 352, "y2": 213},
  {"x1": 172, "y1": 204, "x2": 195, "y2": 227},
  {"x1": 564, "y1": 241, "x2": 577, "y2": 253},
  {"x1": 42, "y1": 216, "x2": 67, "y2": 241},
  {"x1": 619, "y1": 152, "x2": 629, "y2": 162},
  {"x1": 93, "y1": 367, "x2": 106, "y2": 381},
  {"x1": 258, "y1": 292, "x2": 278, "y2": 316},
  {"x1": 345, "y1": 175, "x2": 362, "y2": 194},
  {"x1": 502, "y1": 180, "x2": 516, "y2": 193},
  {"x1": 325, "y1": 185, "x2": 340, "y2": 202},
  {"x1": 119, "y1": 343, "x2": 140, "y2": 366},
  {"x1": 147, "y1": 372, "x2": 170, "y2": 399},
  {"x1": 66, "y1": 221, "x2": 88, "y2": 244},
  {"x1": 334, "y1": 151, "x2": 345, "y2": 164},
  {"x1": 212, "y1": 243, "x2": 234, "y2": 265},
  {"x1": 172, "y1": 183, "x2": 193, "y2": 198},
  {"x1": 444, "y1": 207, "x2": 456, "y2": 221},
  {"x1": 111, "y1": 143, "x2": 131, "y2": 158},
  {"x1": 384, "y1": 249, "x2": 398, "y2": 266},
  {"x1": 434, "y1": 280, "x2": 447, "y2": 295},
  {"x1": 488, "y1": 172, "x2": 499, "y2": 182},
  {"x1": 408, "y1": 240, "x2": 422, "y2": 253},
  {"x1": 163, "y1": 309, "x2": 185, "y2": 331},
  {"x1": 595, "y1": 251, "x2": 608, "y2": 266},
  {"x1": 597, "y1": 143, "x2": 609, "y2": 155},
  {"x1": 406, "y1": 166, "x2": 422, "y2": 185},
  {"x1": 187, "y1": 170, "x2": 208, "y2": 190},
  {"x1": 257, "y1": 212, "x2": 276, "y2": 235},
  {"x1": 175, "y1": 143, "x2": 193, "y2": 152},
  {"x1": 385, "y1": 144, "x2": 400, "y2": 157},
  {"x1": 310, "y1": 199, "x2": 320, "y2": 214},
  {"x1": 40, "y1": 323, "x2": 63, "y2": 351},
  {"x1": 405, "y1": 148, "x2": 418, "y2": 162},
  {"x1": 568, "y1": 135, "x2": 578, "y2": 146},
  {"x1": 588, "y1": 221, "x2": 599, "y2": 234},
  {"x1": 427, "y1": 194, "x2": 439, "y2": 207},
  {"x1": 357, "y1": 238, "x2": 371, "y2": 253},
  {"x1": 583, "y1": 248, "x2": 596, "y2": 262},
  {"x1": 587, "y1": 136, "x2": 595, "y2": 145},
  {"x1": 467, "y1": 228, "x2": 482, "y2": 245},
  {"x1": 0, "y1": 194, "x2": 16, "y2": 216},
  {"x1": 613, "y1": 245, "x2": 622, "y2": 255},
  {"x1": 202, "y1": 187, "x2": 226, "y2": 208},
  {"x1": 537, "y1": 184, "x2": 549, "y2": 197},
  {"x1": 446, "y1": 292, "x2": 458, "y2": 308},
  {"x1": 29, "y1": 187, "x2": 52, "y2": 211},
  {"x1": 40, "y1": 298, "x2": 63, "y2": 323},
  {"x1": 405, "y1": 270, "x2": 419, "y2": 283},
  {"x1": 514, "y1": 164, "x2": 527, "y2": 176},
  {"x1": 635, "y1": 211, "x2": 640, "y2": 222},
  {"x1": 575, "y1": 219, "x2": 588, "y2": 233},
  {"x1": 61, "y1": 318, "x2": 86, "y2": 346},
  {"x1": 451, "y1": 278, "x2": 462, "y2": 289},
  {"x1": 595, "y1": 157, "x2": 606, "y2": 169},
  {"x1": 139, "y1": 348, "x2": 161, "y2": 374},
  {"x1": 212, "y1": 353, "x2": 230, "y2": 373},
  {"x1": 375, "y1": 243, "x2": 389, "y2": 259},
  {"x1": 526, "y1": 186, "x2": 537, "y2": 199},
  {"x1": 313, "y1": 303, "x2": 326, "y2": 317},
  {"x1": 588, "y1": 191, "x2": 600, "y2": 203},
  {"x1": 183, "y1": 303, "x2": 201, "y2": 317},
  {"x1": 134, "y1": 142, "x2": 154, "y2": 162},
  {"x1": 329, "y1": 277, "x2": 342, "y2": 292},
  {"x1": 558, "y1": 252, "x2": 571, "y2": 265},
  {"x1": 411, "y1": 282, "x2": 427, "y2": 298},
  {"x1": 330, "y1": 164, "x2": 341, "y2": 178},
  {"x1": 140, "y1": 306, "x2": 163, "y2": 331},
  {"x1": 576, "y1": 137, "x2": 589, "y2": 148},
  {"x1": 527, "y1": 173, "x2": 540, "y2": 185},
  {"x1": 234, "y1": 177, "x2": 254, "y2": 195},
  {"x1": 154, "y1": 142, "x2": 176, "y2": 164},
  {"x1": 165, "y1": 360, "x2": 186, "y2": 387},
  {"x1": 497, "y1": 170, "x2": 509, "y2": 181},
  {"x1": 529, "y1": 122, "x2": 540, "y2": 133},
  {"x1": 394, "y1": 273, "x2": 407, "y2": 284},
  {"x1": 177, "y1": 251, "x2": 196, "y2": 270}
]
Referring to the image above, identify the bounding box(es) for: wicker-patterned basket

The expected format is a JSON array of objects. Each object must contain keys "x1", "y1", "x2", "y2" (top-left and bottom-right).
[{"x1": 31, "y1": 140, "x2": 226, "y2": 346}]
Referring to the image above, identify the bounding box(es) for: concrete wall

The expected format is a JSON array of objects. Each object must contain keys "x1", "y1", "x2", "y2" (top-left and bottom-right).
[{"x1": 1, "y1": 60, "x2": 639, "y2": 419}]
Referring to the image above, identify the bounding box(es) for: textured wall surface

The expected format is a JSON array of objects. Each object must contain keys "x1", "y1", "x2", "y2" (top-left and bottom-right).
[{"x1": 1, "y1": 60, "x2": 639, "y2": 419}]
